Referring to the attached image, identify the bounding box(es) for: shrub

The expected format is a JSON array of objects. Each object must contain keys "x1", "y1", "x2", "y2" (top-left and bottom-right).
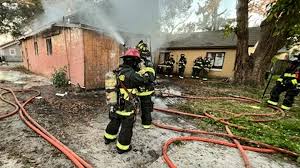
[{"x1": 52, "y1": 67, "x2": 69, "y2": 88}]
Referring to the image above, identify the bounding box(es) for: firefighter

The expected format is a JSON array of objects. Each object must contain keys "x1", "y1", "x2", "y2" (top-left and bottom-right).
[
  {"x1": 267, "y1": 53, "x2": 300, "y2": 110},
  {"x1": 136, "y1": 41, "x2": 156, "y2": 129},
  {"x1": 178, "y1": 54, "x2": 187, "y2": 79},
  {"x1": 192, "y1": 57, "x2": 204, "y2": 79},
  {"x1": 202, "y1": 56, "x2": 212, "y2": 81},
  {"x1": 136, "y1": 40, "x2": 150, "y2": 56},
  {"x1": 104, "y1": 48, "x2": 153, "y2": 154},
  {"x1": 165, "y1": 55, "x2": 175, "y2": 77}
]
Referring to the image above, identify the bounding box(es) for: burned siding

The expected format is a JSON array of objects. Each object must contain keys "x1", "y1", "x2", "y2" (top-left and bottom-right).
[
  {"x1": 22, "y1": 28, "x2": 70, "y2": 77},
  {"x1": 83, "y1": 30, "x2": 120, "y2": 89},
  {"x1": 21, "y1": 25, "x2": 124, "y2": 89},
  {"x1": 66, "y1": 28, "x2": 85, "y2": 87}
]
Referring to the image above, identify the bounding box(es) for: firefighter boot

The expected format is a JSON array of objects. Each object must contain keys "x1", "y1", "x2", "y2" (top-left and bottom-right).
[
  {"x1": 104, "y1": 136, "x2": 116, "y2": 145},
  {"x1": 117, "y1": 145, "x2": 132, "y2": 154}
]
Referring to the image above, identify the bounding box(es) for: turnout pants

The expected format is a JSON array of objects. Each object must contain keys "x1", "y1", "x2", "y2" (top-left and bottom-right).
[
  {"x1": 269, "y1": 82, "x2": 300, "y2": 108},
  {"x1": 105, "y1": 112, "x2": 135, "y2": 150},
  {"x1": 166, "y1": 66, "x2": 174, "y2": 76},
  {"x1": 201, "y1": 68, "x2": 209, "y2": 79},
  {"x1": 192, "y1": 67, "x2": 201, "y2": 78},
  {"x1": 179, "y1": 67, "x2": 185, "y2": 77},
  {"x1": 139, "y1": 95, "x2": 154, "y2": 127}
]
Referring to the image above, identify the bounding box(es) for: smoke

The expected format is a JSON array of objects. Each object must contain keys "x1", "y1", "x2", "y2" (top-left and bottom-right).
[{"x1": 30, "y1": 0, "x2": 166, "y2": 50}]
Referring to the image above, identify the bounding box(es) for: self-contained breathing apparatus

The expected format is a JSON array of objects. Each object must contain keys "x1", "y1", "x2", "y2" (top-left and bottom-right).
[{"x1": 105, "y1": 69, "x2": 140, "y2": 119}]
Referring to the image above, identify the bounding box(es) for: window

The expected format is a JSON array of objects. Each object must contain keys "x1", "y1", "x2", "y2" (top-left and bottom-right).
[
  {"x1": 34, "y1": 41, "x2": 39, "y2": 55},
  {"x1": 9, "y1": 48, "x2": 16, "y2": 56},
  {"x1": 0, "y1": 50, "x2": 4, "y2": 56},
  {"x1": 46, "y1": 38, "x2": 52, "y2": 55},
  {"x1": 207, "y1": 52, "x2": 225, "y2": 69}
]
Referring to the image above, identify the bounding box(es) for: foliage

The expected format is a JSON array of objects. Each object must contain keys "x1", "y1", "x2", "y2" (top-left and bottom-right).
[
  {"x1": 51, "y1": 67, "x2": 69, "y2": 88},
  {"x1": 160, "y1": 0, "x2": 231, "y2": 33},
  {"x1": 160, "y1": 0, "x2": 193, "y2": 33},
  {"x1": 0, "y1": 0, "x2": 43, "y2": 37},
  {"x1": 249, "y1": 0, "x2": 276, "y2": 15},
  {"x1": 267, "y1": 0, "x2": 300, "y2": 39},
  {"x1": 194, "y1": 0, "x2": 230, "y2": 31}
]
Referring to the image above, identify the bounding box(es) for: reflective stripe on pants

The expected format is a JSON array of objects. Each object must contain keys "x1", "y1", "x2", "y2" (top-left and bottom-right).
[
  {"x1": 104, "y1": 132, "x2": 117, "y2": 140},
  {"x1": 117, "y1": 141, "x2": 130, "y2": 150},
  {"x1": 116, "y1": 110, "x2": 134, "y2": 116}
]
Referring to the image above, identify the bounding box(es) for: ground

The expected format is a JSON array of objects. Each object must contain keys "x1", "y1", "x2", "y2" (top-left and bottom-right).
[{"x1": 0, "y1": 65, "x2": 299, "y2": 168}]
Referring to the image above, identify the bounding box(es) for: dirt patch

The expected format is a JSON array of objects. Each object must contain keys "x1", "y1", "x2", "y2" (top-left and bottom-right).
[{"x1": 0, "y1": 71, "x2": 299, "y2": 168}]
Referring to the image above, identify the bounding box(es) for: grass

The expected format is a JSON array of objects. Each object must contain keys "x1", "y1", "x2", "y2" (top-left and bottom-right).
[{"x1": 174, "y1": 81, "x2": 300, "y2": 157}]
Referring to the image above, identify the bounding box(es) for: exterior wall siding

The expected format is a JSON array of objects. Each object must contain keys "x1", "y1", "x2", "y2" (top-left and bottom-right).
[
  {"x1": 167, "y1": 49, "x2": 237, "y2": 78},
  {"x1": 21, "y1": 28, "x2": 85, "y2": 86},
  {"x1": 157, "y1": 46, "x2": 257, "y2": 78},
  {"x1": 67, "y1": 28, "x2": 85, "y2": 87},
  {"x1": 83, "y1": 30, "x2": 120, "y2": 89}
]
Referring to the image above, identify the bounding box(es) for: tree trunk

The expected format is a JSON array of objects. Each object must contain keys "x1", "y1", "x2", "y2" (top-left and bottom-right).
[
  {"x1": 234, "y1": 0, "x2": 287, "y2": 87},
  {"x1": 234, "y1": 19, "x2": 287, "y2": 86},
  {"x1": 246, "y1": 20, "x2": 286, "y2": 86},
  {"x1": 234, "y1": 0, "x2": 249, "y2": 84}
]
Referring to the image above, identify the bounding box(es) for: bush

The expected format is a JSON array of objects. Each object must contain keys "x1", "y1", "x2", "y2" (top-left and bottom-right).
[{"x1": 52, "y1": 67, "x2": 69, "y2": 88}]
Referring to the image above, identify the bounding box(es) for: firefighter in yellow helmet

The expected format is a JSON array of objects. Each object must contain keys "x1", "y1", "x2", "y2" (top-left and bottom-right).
[
  {"x1": 104, "y1": 48, "x2": 154, "y2": 154},
  {"x1": 136, "y1": 40, "x2": 156, "y2": 129}
]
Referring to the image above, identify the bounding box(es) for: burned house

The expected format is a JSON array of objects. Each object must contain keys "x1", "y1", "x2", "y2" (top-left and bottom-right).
[{"x1": 20, "y1": 17, "x2": 147, "y2": 89}]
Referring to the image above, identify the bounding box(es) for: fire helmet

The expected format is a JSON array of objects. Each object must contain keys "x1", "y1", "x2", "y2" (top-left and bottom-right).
[{"x1": 121, "y1": 48, "x2": 141, "y2": 59}]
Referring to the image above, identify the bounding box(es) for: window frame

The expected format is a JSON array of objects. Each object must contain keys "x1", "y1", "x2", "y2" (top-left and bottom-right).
[
  {"x1": 9, "y1": 48, "x2": 16, "y2": 56},
  {"x1": 34, "y1": 41, "x2": 39, "y2": 56},
  {"x1": 206, "y1": 52, "x2": 226, "y2": 70},
  {"x1": 46, "y1": 38, "x2": 53, "y2": 56}
]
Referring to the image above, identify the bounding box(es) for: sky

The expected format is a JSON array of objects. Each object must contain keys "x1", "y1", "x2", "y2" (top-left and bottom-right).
[
  {"x1": 188, "y1": 0, "x2": 264, "y2": 27},
  {"x1": 220, "y1": 0, "x2": 264, "y2": 26}
]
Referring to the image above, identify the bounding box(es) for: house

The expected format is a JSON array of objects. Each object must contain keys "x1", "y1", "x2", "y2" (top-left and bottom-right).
[
  {"x1": 20, "y1": 16, "x2": 148, "y2": 89},
  {"x1": 156, "y1": 28, "x2": 260, "y2": 79},
  {"x1": 0, "y1": 40, "x2": 22, "y2": 62}
]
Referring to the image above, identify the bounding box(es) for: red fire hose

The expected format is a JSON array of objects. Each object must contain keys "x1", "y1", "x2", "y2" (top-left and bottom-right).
[
  {"x1": 0, "y1": 88, "x2": 92, "y2": 168},
  {"x1": 154, "y1": 94, "x2": 298, "y2": 168}
]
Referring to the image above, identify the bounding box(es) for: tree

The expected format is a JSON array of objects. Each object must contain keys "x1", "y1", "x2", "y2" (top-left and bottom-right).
[
  {"x1": 0, "y1": 0, "x2": 43, "y2": 37},
  {"x1": 160, "y1": 0, "x2": 193, "y2": 34},
  {"x1": 160, "y1": 0, "x2": 230, "y2": 33},
  {"x1": 195, "y1": 0, "x2": 228, "y2": 31},
  {"x1": 248, "y1": 0, "x2": 275, "y2": 16},
  {"x1": 234, "y1": 0, "x2": 300, "y2": 86}
]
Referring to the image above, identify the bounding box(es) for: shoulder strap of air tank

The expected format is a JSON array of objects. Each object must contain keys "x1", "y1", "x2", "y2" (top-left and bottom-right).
[{"x1": 114, "y1": 68, "x2": 135, "y2": 101}]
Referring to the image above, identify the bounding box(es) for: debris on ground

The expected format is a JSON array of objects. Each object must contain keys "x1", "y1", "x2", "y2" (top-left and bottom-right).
[{"x1": 0, "y1": 70, "x2": 299, "y2": 168}]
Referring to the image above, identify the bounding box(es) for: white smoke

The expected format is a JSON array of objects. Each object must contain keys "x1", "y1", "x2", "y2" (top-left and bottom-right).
[{"x1": 30, "y1": 0, "x2": 165, "y2": 50}]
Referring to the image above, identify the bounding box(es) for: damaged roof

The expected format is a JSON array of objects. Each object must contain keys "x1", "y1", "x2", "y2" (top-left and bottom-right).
[
  {"x1": 20, "y1": 13, "x2": 148, "y2": 40},
  {"x1": 163, "y1": 27, "x2": 260, "y2": 49}
]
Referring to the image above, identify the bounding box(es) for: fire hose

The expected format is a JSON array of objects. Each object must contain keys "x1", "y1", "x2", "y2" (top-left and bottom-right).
[
  {"x1": 153, "y1": 94, "x2": 299, "y2": 168},
  {"x1": 0, "y1": 88, "x2": 92, "y2": 168}
]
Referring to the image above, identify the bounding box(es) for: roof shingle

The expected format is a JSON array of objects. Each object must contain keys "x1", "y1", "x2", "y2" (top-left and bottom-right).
[{"x1": 163, "y1": 27, "x2": 260, "y2": 49}]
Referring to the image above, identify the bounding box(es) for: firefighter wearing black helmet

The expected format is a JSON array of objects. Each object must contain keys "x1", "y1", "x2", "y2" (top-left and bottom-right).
[
  {"x1": 192, "y1": 57, "x2": 204, "y2": 79},
  {"x1": 178, "y1": 54, "x2": 187, "y2": 79},
  {"x1": 267, "y1": 53, "x2": 300, "y2": 110},
  {"x1": 136, "y1": 40, "x2": 156, "y2": 129},
  {"x1": 165, "y1": 55, "x2": 175, "y2": 77}
]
